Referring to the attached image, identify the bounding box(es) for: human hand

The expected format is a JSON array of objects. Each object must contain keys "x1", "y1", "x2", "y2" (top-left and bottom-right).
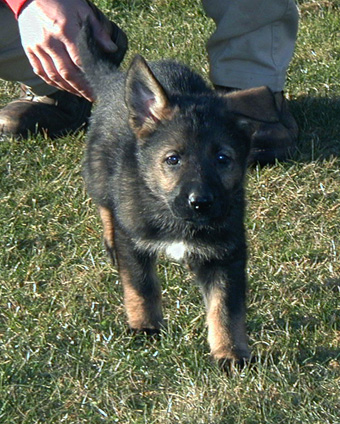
[{"x1": 17, "y1": 0, "x2": 118, "y2": 101}]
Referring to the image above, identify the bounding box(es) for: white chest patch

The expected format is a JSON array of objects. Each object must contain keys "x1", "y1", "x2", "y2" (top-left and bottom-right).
[{"x1": 165, "y1": 241, "x2": 188, "y2": 261}]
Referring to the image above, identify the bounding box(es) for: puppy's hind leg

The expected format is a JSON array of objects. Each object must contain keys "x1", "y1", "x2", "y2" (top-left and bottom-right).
[{"x1": 99, "y1": 206, "x2": 117, "y2": 265}]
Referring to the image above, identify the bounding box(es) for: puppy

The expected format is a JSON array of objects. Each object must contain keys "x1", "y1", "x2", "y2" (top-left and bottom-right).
[{"x1": 79, "y1": 24, "x2": 280, "y2": 370}]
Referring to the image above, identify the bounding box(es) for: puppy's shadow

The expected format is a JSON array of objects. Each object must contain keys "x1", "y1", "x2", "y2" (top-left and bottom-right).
[{"x1": 290, "y1": 95, "x2": 340, "y2": 162}]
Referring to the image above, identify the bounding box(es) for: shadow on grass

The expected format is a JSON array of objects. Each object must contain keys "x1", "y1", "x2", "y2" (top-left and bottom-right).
[{"x1": 290, "y1": 96, "x2": 340, "y2": 162}]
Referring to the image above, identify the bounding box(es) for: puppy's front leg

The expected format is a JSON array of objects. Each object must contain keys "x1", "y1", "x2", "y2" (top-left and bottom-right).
[
  {"x1": 115, "y1": 234, "x2": 163, "y2": 334},
  {"x1": 195, "y1": 258, "x2": 250, "y2": 368}
]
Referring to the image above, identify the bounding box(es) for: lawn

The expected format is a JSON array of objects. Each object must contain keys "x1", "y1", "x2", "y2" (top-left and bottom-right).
[{"x1": 0, "y1": 1, "x2": 339, "y2": 423}]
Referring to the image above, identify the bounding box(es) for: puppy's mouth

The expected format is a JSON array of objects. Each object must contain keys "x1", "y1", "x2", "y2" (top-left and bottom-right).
[{"x1": 170, "y1": 205, "x2": 229, "y2": 227}]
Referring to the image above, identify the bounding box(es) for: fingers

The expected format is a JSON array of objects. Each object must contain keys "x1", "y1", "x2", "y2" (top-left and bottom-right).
[
  {"x1": 25, "y1": 40, "x2": 95, "y2": 102},
  {"x1": 16, "y1": 0, "x2": 119, "y2": 102}
]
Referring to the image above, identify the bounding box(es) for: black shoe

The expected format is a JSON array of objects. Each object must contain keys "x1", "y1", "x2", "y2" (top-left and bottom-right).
[{"x1": 0, "y1": 86, "x2": 92, "y2": 138}]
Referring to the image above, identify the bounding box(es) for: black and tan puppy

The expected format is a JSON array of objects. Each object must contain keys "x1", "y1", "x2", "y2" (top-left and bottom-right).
[{"x1": 79, "y1": 25, "x2": 280, "y2": 369}]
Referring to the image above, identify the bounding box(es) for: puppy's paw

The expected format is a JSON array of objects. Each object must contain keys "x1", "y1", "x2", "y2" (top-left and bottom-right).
[
  {"x1": 129, "y1": 327, "x2": 161, "y2": 340},
  {"x1": 216, "y1": 355, "x2": 257, "y2": 375}
]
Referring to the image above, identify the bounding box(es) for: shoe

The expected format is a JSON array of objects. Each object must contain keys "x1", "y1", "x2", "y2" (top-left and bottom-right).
[
  {"x1": 0, "y1": 86, "x2": 92, "y2": 138},
  {"x1": 249, "y1": 91, "x2": 298, "y2": 165},
  {"x1": 215, "y1": 86, "x2": 298, "y2": 165}
]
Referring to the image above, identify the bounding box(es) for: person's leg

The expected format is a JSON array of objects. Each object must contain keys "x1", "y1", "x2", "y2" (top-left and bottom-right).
[
  {"x1": 0, "y1": 4, "x2": 56, "y2": 95},
  {"x1": 202, "y1": 0, "x2": 299, "y2": 91},
  {"x1": 202, "y1": 0, "x2": 299, "y2": 164}
]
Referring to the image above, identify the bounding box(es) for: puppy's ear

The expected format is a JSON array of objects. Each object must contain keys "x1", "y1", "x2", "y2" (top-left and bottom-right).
[
  {"x1": 223, "y1": 86, "x2": 280, "y2": 136},
  {"x1": 125, "y1": 55, "x2": 176, "y2": 139}
]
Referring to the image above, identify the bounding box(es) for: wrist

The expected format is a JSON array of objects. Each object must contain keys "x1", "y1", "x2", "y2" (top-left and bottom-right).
[{"x1": 4, "y1": 0, "x2": 33, "y2": 18}]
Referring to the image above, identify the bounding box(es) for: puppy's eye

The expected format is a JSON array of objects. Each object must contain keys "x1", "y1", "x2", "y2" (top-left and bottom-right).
[
  {"x1": 216, "y1": 153, "x2": 232, "y2": 165},
  {"x1": 165, "y1": 154, "x2": 181, "y2": 166}
]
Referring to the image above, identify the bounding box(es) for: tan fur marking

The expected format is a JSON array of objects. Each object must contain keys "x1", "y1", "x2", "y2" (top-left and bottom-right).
[
  {"x1": 206, "y1": 286, "x2": 249, "y2": 361},
  {"x1": 120, "y1": 269, "x2": 163, "y2": 330},
  {"x1": 155, "y1": 165, "x2": 179, "y2": 193},
  {"x1": 99, "y1": 206, "x2": 115, "y2": 249},
  {"x1": 136, "y1": 106, "x2": 177, "y2": 139}
]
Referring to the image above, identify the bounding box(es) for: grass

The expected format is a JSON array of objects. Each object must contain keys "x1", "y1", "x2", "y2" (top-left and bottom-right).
[{"x1": 0, "y1": 1, "x2": 339, "y2": 423}]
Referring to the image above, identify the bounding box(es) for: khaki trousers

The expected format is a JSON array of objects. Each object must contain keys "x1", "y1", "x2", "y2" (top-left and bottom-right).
[
  {"x1": 202, "y1": 0, "x2": 299, "y2": 91},
  {"x1": 0, "y1": 1, "x2": 299, "y2": 95},
  {"x1": 0, "y1": 4, "x2": 55, "y2": 95}
]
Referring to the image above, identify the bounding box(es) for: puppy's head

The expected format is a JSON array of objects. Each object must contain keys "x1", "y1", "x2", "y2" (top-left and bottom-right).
[{"x1": 125, "y1": 56, "x2": 279, "y2": 226}]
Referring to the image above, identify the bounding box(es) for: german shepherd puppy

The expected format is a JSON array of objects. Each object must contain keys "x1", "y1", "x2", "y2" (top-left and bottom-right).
[{"x1": 79, "y1": 24, "x2": 280, "y2": 369}]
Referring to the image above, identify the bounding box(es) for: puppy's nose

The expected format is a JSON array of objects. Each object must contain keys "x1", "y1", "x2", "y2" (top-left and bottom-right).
[{"x1": 188, "y1": 192, "x2": 213, "y2": 212}]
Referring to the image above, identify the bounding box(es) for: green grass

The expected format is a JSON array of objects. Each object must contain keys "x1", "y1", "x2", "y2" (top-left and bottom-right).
[{"x1": 0, "y1": 1, "x2": 339, "y2": 423}]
